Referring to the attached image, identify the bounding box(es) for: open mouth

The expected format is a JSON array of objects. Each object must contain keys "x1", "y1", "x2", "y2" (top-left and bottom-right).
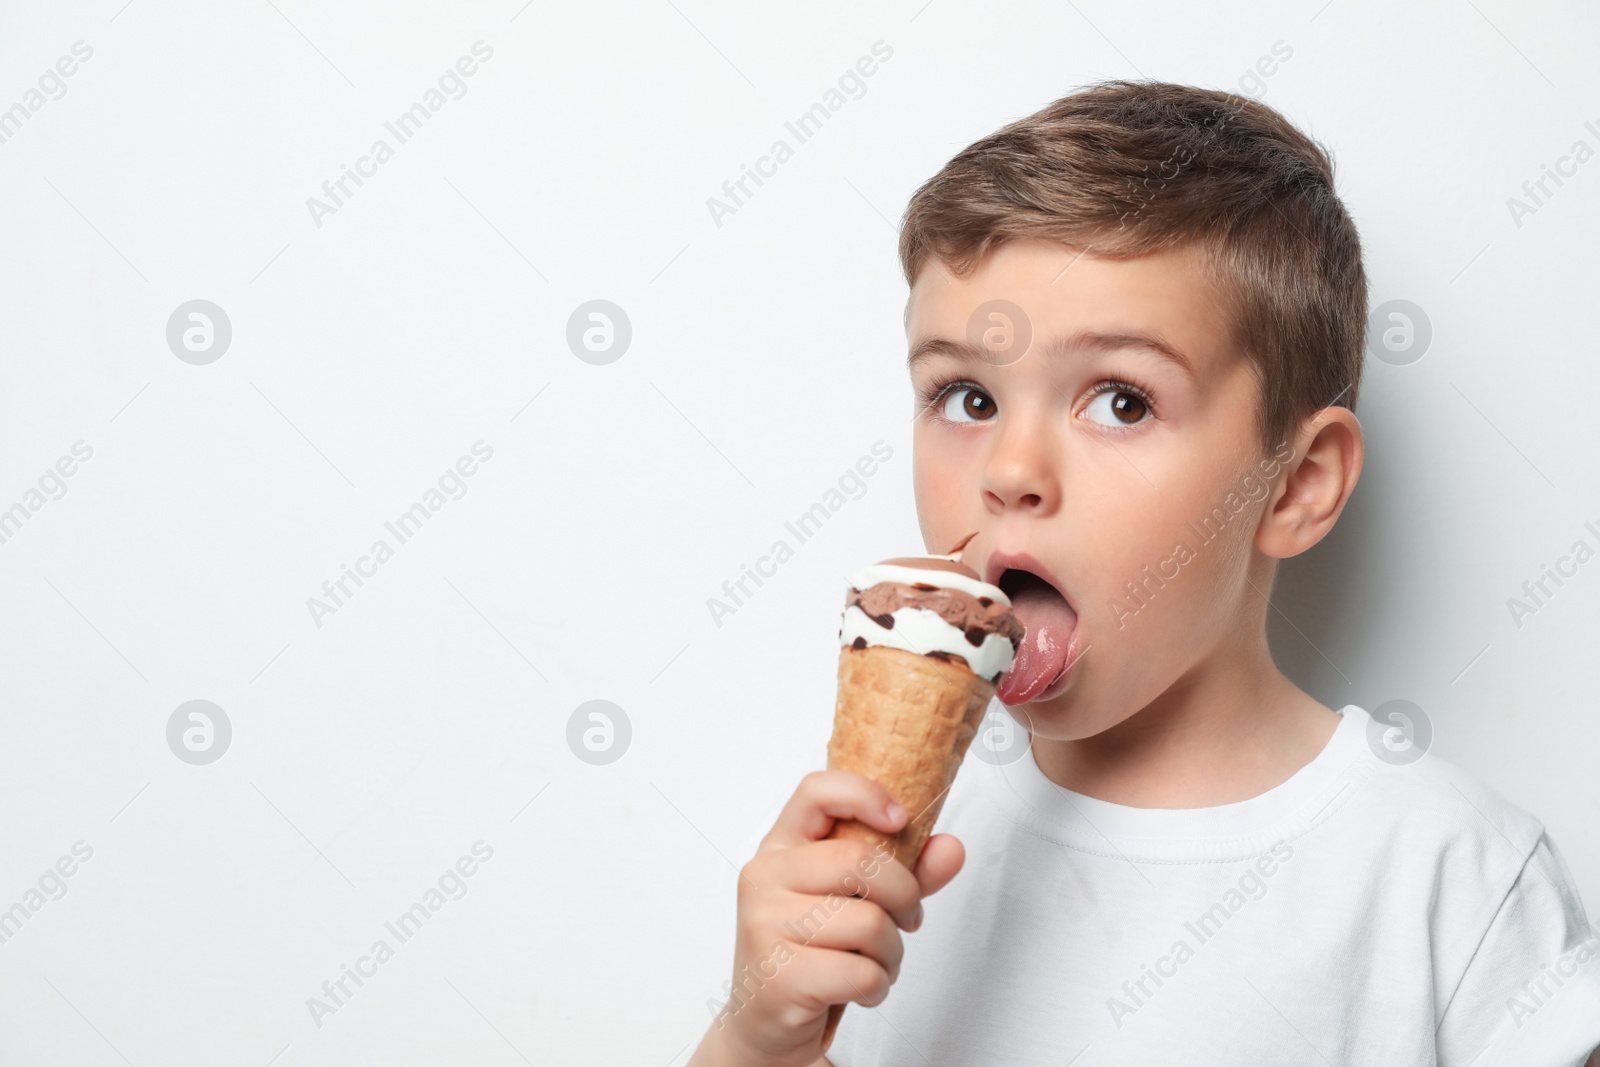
[{"x1": 993, "y1": 565, "x2": 1081, "y2": 706}]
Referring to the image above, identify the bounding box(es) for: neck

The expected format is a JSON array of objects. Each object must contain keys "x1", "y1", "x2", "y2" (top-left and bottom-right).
[{"x1": 1029, "y1": 628, "x2": 1340, "y2": 808}]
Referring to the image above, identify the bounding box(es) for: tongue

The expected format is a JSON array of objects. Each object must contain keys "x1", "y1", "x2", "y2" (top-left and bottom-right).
[{"x1": 995, "y1": 584, "x2": 1078, "y2": 705}]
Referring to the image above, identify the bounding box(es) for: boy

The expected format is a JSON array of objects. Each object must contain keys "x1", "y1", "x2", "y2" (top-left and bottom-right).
[{"x1": 689, "y1": 81, "x2": 1600, "y2": 1066}]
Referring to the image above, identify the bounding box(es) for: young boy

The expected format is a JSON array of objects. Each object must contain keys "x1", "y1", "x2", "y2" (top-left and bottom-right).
[{"x1": 689, "y1": 81, "x2": 1600, "y2": 1066}]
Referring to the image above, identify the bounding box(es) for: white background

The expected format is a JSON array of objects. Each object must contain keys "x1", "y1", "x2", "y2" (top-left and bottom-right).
[{"x1": 1, "y1": 0, "x2": 1596, "y2": 1063}]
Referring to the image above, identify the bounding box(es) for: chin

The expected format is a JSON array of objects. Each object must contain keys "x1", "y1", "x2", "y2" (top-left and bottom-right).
[
  {"x1": 1007, "y1": 675, "x2": 1150, "y2": 744},
  {"x1": 999, "y1": 685, "x2": 1080, "y2": 739}
]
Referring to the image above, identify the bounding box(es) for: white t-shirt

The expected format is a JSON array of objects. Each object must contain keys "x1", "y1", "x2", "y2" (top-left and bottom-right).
[{"x1": 824, "y1": 703, "x2": 1600, "y2": 1067}]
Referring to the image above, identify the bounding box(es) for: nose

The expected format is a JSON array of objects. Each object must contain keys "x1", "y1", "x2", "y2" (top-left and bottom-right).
[{"x1": 980, "y1": 417, "x2": 1061, "y2": 516}]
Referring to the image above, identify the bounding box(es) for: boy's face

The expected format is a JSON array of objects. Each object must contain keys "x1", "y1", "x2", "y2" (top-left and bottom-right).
[{"x1": 907, "y1": 237, "x2": 1288, "y2": 740}]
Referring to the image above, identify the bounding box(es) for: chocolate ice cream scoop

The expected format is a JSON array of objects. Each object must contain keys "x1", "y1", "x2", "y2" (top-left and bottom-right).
[{"x1": 838, "y1": 554, "x2": 1022, "y2": 685}]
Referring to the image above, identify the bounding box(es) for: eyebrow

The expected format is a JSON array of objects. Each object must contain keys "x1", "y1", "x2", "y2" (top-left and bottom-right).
[{"x1": 907, "y1": 329, "x2": 1198, "y2": 380}]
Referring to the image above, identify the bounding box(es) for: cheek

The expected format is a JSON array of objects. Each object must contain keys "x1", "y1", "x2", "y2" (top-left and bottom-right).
[
  {"x1": 1072, "y1": 458, "x2": 1204, "y2": 572},
  {"x1": 1082, "y1": 476, "x2": 1258, "y2": 636},
  {"x1": 912, "y1": 431, "x2": 966, "y2": 515}
]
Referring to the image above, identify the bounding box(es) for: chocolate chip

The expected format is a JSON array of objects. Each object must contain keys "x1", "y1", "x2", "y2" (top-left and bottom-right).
[
  {"x1": 851, "y1": 636, "x2": 867, "y2": 650},
  {"x1": 978, "y1": 596, "x2": 993, "y2": 607},
  {"x1": 872, "y1": 613, "x2": 895, "y2": 629},
  {"x1": 913, "y1": 582, "x2": 937, "y2": 591},
  {"x1": 964, "y1": 626, "x2": 986, "y2": 646}
]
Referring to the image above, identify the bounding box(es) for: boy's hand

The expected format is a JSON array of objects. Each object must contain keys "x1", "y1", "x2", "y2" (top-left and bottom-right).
[{"x1": 689, "y1": 770, "x2": 966, "y2": 1067}]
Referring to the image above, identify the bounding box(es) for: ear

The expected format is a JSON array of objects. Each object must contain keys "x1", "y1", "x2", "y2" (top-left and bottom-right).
[{"x1": 1256, "y1": 406, "x2": 1364, "y2": 559}]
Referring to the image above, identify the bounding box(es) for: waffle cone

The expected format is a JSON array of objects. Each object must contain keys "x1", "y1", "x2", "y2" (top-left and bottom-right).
[{"x1": 818, "y1": 643, "x2": 996, "y2": 1050}]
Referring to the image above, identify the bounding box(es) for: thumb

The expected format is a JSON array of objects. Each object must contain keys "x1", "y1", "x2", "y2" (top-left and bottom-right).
[{"x1": 911, "y1": 833, "x2": 965, "y2": 899}]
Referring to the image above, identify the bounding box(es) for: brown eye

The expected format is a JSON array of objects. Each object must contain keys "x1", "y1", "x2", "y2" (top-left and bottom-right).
[
  {"x1": 941, "y1": 386, "x2": 996, "y2": 423},
  {"x1": 1110, "y1": 392, "x2": 1146, "y2": 423},
  {"x1": 1083, "y1": 386, "x2": 1152, "y2": 427}
]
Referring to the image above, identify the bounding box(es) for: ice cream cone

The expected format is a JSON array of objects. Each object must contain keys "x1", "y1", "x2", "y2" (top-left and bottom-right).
[
  {"x1": 824, "y1": 644, "x2": 996, "y2": 868},
  {"x1": 817, "y1": 547, "x2": 1022, "y2": 1052}
]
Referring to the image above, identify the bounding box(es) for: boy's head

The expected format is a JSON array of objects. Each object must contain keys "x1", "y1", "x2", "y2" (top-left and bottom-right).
[{"x1": 901, "y1": 80, "x2": 1367, "y2": 737}]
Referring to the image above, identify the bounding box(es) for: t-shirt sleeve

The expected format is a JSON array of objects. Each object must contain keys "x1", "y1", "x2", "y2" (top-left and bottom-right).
[{"x1": 1436, "y1": 830, "x2": 1600, "y2": 1067}]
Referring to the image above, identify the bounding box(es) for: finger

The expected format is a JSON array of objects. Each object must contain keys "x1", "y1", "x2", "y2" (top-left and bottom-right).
[
  {"x1": 759, "y1": 770, "x2": 909, "y2": 852},
  {"x1": 778, "y1": 895, "x2": 905, "y2": 983},
  {"x1": 787, "y1": 944, "x2": 893, "y2": 1013},
  {"x1": 765, "y1": 838, "x2": 923, "y2": 931},
  {"x1": 910, "y1": 833, "x2": 966, "y2": 902}
]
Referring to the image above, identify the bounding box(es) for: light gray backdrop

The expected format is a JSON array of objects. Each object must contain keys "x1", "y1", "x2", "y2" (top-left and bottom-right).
[{"x1": 1, "y1": 0, "x2": 1596, "y2": 1063}]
